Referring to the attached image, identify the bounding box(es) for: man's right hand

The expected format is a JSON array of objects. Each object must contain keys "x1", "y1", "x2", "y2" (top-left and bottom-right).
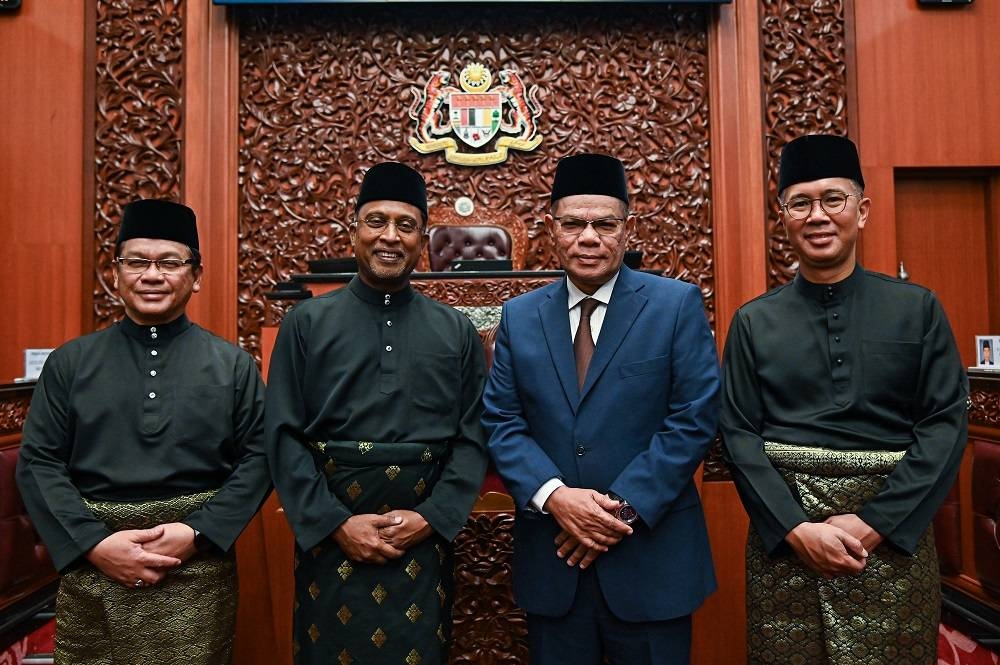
[
  {"x1": 332, "y1": 514, "x2": 406, "y2": 565},
  {"x1": 85, "y1": 526, "x2": 183, "y2": 587},
  {"x1": 785, "y1": 521, "x2": 868, "y2": 578},
  {"x1": 544, "y1": 486, "x2": 633, "y2": 552}
]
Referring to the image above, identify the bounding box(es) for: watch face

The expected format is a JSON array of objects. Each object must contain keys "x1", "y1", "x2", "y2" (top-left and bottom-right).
[{"x1": 617, "y1": 504, "x2": 639, "y2": 525}]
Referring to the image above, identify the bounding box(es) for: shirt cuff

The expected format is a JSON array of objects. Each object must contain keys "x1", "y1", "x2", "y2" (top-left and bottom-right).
[{"x1": 530, "y1": 478, "x2": 565, "y2": 513}]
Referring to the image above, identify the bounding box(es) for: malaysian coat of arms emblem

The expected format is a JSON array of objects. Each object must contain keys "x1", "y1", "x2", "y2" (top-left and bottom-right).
[{"x1": 408, "y1": 63, "x2": 543, "y2": 166}]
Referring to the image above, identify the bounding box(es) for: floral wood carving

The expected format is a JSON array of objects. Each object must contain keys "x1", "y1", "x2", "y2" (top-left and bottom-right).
[
  {"x1": 0, "y1": 390, "x2": 32, "y2": 436},
  {"x1": 970, "y1": 388, "x2": 1000, "y2": 428},
  {"x1": 237, "y1": 4, "x2": 714, "y2": 361},
  {"x1": 92, "y1": 0, "x2": 185, "y2": 329},
  {"x1": 760, "y1": 0, "x2": 850, "y2": 288},
  {"x1": 450, "y1": 511, "x2": 527, "y2": 665}
]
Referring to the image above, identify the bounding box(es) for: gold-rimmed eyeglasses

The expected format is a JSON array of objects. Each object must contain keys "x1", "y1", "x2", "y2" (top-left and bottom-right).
[
  {"x1": 354, "y1": 215, "x2": 425, "y2": 236},
  {"x1": 779, "y1": 191, "x2": 861, "y2": 220},
  {"x1": 116, "y1": 257, "x2": 196, "y2": 274},
  {"x1": 552, "y1": 215, "x2": 627, "y2": 237}
]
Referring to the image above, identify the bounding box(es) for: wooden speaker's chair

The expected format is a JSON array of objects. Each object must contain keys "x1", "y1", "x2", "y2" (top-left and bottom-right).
[{"x1": 418, "y1": 206, "x2": 528, "y2": 272}]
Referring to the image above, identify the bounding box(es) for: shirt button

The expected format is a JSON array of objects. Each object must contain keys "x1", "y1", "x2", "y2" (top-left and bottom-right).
[
  {"x1": 832, "y1": 313, "x2": 839, "y2": 319},
  {"x1": 386, "y1": 320, "x2": 392, "y2": 327},
  {"x1": 576, "y1": 445, "x2": 586, "y2": 456},
  {"x1": 150, "y1": 370, "x2": 157, "y2": 377},
  {"x1": 834, "y1": 336, "x2": 841, "y2": 343},
  {"x1": 836, "y1": 358, "x2": 843, "y2": 365},
  {"x1": 150, "y1": 326, "x2": 157, "y2": 332},
  {"x1": 385, "y1": 345, "x2": 392, "y2": 352},
  {"x1": 151, "y1": 333, "x2": 158, "y2": 339},
  {"x1": 149, "y1": 392, "x2": 156, "y2": 399},
  {"x1": 150, "y1": 350, "x2": 158, "y2": 356}
]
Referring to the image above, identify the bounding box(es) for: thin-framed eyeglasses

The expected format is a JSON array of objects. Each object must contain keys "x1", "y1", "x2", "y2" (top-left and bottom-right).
[
  {"x1": 116, "y1": 257, "x2": 196, "y2": 274},
  {"x1": 552, "y1": 215, "x2": 627, "y2": 237},
  {"x1": 354, "y1": 215, "x2": 425, "y2": 236},
  {"x1": 779, "y1": 191, "x2": 862, "y2": 220}
]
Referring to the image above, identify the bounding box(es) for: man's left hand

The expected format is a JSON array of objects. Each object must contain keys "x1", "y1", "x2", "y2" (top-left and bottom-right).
[
  {"x1": 824, "y1": 514, "x2": 883, "y2": 553},
  {"x1": 554, "y1": 530, "x2": 605, "y2": 569},
  {"x1": 378, "y1": 510, "x2": 434, "y2": 550},
  {"x1": 142, "y1": 522, "x2": 198, "y2": 562}
]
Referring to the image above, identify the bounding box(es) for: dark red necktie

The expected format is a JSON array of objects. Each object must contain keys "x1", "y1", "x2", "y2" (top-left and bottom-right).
[{"x1": 574, "y1": 298, "x2": 599, "y2": 389}]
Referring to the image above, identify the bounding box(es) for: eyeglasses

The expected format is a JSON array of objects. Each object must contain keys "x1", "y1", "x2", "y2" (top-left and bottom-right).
[
  {"x1": 116, "y1": 257, "x2": 196, "y2": 274},
  {"x1": 355, "y1": 215, "x2": 424, "y2": 236},
  {"x1": 552, "y1": 215, "x2": 627, "y2": 237},
  {"x1": 779, "y1": 191, "x2": 861, "y2": 220}
]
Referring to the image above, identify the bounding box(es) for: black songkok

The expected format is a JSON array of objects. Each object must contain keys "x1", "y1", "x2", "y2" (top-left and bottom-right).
[
  {"x1": 355, "y1": 162, "x2": 428, "y2": 220},
  {"x1": 778, "y1": 134, "x2": 865, "y2": 194},
  {"x1": 551, "y1": 154, "x2": 629, "y2": 206},
  {"x1": 118, "y1": 199, "x2": 199, "y2": 249}
]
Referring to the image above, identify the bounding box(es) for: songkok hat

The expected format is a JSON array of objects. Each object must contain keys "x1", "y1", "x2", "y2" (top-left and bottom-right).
[
  {"x1": 118, "y1": 199, "x2": 199, "y2": 249},
  {"x1": 778, "y1": 134, "x2": 865, "y2": 194},
  {"x1": 355, "y1": 162, "x2": 428, "y2": 220},
  {"x1": 551, "y1": 154, "x2": 629, "y2": 206}
]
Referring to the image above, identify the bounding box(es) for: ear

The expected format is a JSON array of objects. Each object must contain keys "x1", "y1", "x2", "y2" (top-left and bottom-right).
[
  {"x1": 112, "y1": 264, "x2": 120, "y2": 291},
  {"x1": 623, "y1": 213, "x2": 637, "y2": 243},
  {"x1": 856, "y1": 196, "x2": 871, "y2": 230},
  {"x1": 191, "y1": 266, "x2": 204, "y2": 293},
  {"x1": 544, "y1": 213, "x2": 557, "y2": 239}
]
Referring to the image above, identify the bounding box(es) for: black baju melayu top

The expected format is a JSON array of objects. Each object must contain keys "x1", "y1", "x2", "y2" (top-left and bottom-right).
[
  {"x1": 16, "y1": 315, "x2": 270, "y2": 572},
  {"x1": 265, "y1": 276, "x2": 489, "y2": 551},
  {"x1": 720, "y1": 265, "x2": 969, "y2": 555}
]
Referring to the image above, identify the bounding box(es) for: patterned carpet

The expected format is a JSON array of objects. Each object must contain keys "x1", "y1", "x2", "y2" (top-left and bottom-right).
[{"x1": 1, "y1": 619, "x2": 998, "y2": 663}]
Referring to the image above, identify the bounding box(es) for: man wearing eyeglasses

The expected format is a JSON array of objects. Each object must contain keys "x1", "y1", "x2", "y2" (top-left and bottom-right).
[
  {"x1": 265, "y1": 162, "x2": 488, "y2": 665},
  {"x1": 720, "y1": 135, "x2": 968, "y2": 664},
  {"x1": 17, "y1": 199, "x2": 270, "y2": 663},
  {"x1": 482, "y1": 154, "x2": 719, "y2": 664}
]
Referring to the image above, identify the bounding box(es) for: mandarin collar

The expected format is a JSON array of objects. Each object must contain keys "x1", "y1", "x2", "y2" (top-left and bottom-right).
[
  {"x1": 793, "y1": 264, "x2": 864, "y2": 303},
  {"x1": 348, "y1": 275, "x2": 416, "y2": 308},
  {"x1": 118, "y1": 314, "x2": 193, "y2": 342}
]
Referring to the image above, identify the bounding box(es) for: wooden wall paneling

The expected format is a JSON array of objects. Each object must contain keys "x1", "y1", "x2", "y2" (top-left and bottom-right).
[
  {"x1": 0, "y1": 2, "x2": 86, "y2": 382},
  {"x1": 92, "y1": 0, "x2": 185, "y2": 330},
  {"x1": 895, "y1": 174, "x2": 990, "y2": 368},
  {"x1": 182, "y1": 0, "x2": 240, "y2": 341},
  {"x1": 236, "y1": 4, "x2": 715, "y2": 363},
  {"x1": 988, "y1": 175, "x2": 1000, "y2": 334},
  {"x1": 854, "y1": 1, "x2": 1000, "y2": 169},
  {"x1": 855, "y1": 165, "x2": 897, "y2": 278},
  {"x1": 707, "y1": 0, "x2": 768, "y2": 348}
]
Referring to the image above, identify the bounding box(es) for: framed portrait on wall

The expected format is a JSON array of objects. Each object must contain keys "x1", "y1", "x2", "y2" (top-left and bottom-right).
[{"x1": 975, "y1": 335, "x2": 1000, "y2": 370}]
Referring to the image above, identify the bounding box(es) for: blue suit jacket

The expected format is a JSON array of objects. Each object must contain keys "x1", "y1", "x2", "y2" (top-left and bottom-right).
[{"x1": 482, "y1": 267, "x2": 719, "y2": 621}]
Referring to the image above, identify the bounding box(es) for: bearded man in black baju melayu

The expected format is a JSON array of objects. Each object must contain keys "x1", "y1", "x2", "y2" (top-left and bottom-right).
[
  {"x1": 17, "y1": 199, "x2": 270, "y2": 664},
  {"x1": 265, "y1": 162, "x2": 489, "y2": 665}
]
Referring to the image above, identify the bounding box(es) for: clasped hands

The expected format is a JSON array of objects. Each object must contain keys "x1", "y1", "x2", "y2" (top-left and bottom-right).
[
  {"x1": 333, "y1": 510, "x2": 433, "y2": 565},
  {"x1": 86, "y1": 522, "x2": 197, "y2": 589},
  {"x1": 545, "y1": 486, "x2": 633, "y2": 570},
  {"x1": 785, "y1": 513, "x2": 884, "y2": 579}
]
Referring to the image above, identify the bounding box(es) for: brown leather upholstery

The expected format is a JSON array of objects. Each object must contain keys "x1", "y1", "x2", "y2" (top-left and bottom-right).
[
  {"x1": 417, "y1": 206, "x2": 528, "y2": 272},
  {"x1": 972, "y1": 440, "x2": 1000, "y2": 595},
  {"x1": 428, "y1": 225, "x2": 512, "y2": 272},
  {"x1": 934, "y1": 481, "x2": 962, "y2": 576},
  {"x1": 0, "y1": 444, "x2": 55, "y2": 602}
]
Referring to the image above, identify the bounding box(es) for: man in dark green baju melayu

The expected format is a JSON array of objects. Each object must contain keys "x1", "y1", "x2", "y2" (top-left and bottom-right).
[
  {"x1": 17, "y1": 199, "x2": 270, "y2": 664},
  {"x1": 265, "y1": 162, "x2": 488, "y2": 665}
]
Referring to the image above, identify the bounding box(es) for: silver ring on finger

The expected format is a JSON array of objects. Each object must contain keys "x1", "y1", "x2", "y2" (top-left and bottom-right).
[{"x1": 134, "y1": 578, "x2": 145, "y2": 588}]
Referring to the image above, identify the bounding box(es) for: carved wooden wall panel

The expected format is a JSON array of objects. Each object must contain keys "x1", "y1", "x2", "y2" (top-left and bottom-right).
[
  {"x1": 237, "y1": 5, "x2": 713, "y2": 361},
  {"x1": 92, "y1": 0, "x2": 185, "y2": 329},
  {"x1": 0, "y1": 387, "x2": 32, "y2": 436},
  {"x1": 971, "y1": 388, "x2": 1000, "y2": 428},
  {"x1": 760, "y1": 0, "x2": 850, "y2": 288}
]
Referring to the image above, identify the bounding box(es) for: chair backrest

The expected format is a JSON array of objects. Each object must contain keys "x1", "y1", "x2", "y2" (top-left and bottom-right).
[{"x1": 419, "y1": 206, "x2": 528, "y2": 272}]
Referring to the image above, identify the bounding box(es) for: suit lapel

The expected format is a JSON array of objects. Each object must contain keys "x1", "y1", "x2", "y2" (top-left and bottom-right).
[
  {"x1": 580, "y1": 268, "x2": 648, "y2": 400},
  {"x1": 538, "y1": 279, "x2": 580, "y2": 411}
]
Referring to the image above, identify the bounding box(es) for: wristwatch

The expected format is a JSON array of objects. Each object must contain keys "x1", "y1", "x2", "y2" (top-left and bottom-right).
[
  {"x1": 191, "y1": 528, "x2": 214, "y2": 553},
  {"x1": 608, "y1": 492, "x2": 638, "y2": 525}
]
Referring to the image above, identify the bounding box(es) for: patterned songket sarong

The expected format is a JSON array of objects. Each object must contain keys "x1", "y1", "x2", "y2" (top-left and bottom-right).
[
  {"x1": 294, "y1": 440, "x2": 453, "y2": 665},
  {"x1": 746, "y1": 443, "x2": 939, "y2": 665},
  {"x1": 55, "y1": 490, "x2": 237, "y2": 665}
]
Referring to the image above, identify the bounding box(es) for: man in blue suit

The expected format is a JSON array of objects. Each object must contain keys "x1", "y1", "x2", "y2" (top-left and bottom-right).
[{"x1": 482, "y1": 153, "x2": 720, "y2": 664}]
